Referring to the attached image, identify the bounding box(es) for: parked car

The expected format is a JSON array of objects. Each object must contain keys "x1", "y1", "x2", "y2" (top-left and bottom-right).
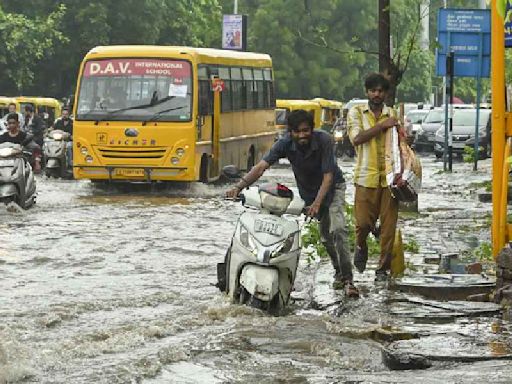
[
  {"x1": 415, "y1": 108, "x2": 444, "y2": 151},
  {"x1": 434, "y1": 109, "x2": 492, "y2": 159},
  {"x1": 405, "y1": 109, "x2": 430, "y2": 137}
]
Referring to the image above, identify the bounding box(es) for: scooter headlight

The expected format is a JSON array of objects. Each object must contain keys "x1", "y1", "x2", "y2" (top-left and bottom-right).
[
  {"x1": 334, "y1": 130, "x2": 344, "y2": 140},
  {"x1": 239, "y1": 224, "x2": 258, "y2": 254}
]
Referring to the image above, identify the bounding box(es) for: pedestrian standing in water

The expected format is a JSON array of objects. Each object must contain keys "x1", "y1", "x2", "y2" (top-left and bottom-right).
[
  {"x1": 348, "y1": 73, "x2": 400, "y2": 282},
  {"x1": 226, "y1": 109, "x2": 359, "y2": 297}
]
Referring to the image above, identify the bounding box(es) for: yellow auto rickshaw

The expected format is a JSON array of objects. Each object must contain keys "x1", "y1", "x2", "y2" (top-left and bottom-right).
[
  {"x1": 311, "y1": 98, "x2": 343, "y2": 133},
  {"x1": 14, "y1": 96, "x2": 62, "y2": 127},
  {"x1": 275, "y1": 99, "x2": 322, "y2": 139}
]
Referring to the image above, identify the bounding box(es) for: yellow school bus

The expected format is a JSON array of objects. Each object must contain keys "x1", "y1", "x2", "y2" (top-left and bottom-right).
[
  {"x1": 311, "y1": 97, "x2": 343, "y2": 132},
  {"x1": 72, "y1": 45, "x2": 276, "y2": 182},
  {"x1": 275, "y1": 99, "x2": 322, "y2": 139}
]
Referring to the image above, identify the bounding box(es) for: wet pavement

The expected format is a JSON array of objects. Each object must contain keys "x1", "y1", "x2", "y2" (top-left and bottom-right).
[{"x1": 0, "y1": 154, "x2": 511, "y2": 383}]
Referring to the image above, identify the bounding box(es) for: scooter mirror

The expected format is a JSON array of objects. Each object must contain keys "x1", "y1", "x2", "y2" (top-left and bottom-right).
[{"x1": 222, "y1": 165, "x2": 241, "y2": 179}]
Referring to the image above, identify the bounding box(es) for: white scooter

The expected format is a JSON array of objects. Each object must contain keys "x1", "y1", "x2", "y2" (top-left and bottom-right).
[
  {"x1": 43, "y1": 129, "x2": 72, "y2": 178},
  {"x1": 217, "y1": 183, "x2": 305, "y2": 315},
  {"x1": 0, "y1": 143, "x2": 36, "y2": 209}
]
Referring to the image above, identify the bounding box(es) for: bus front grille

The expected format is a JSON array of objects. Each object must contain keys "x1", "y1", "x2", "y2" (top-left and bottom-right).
[{"x1": 98, "y1": 148, "x2": 166, "y2": 159}]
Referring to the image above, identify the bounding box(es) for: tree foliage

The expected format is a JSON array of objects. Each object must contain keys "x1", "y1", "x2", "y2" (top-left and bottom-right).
[
  {"x1": 0, "y1": 0, "x2": 499, "y2": 105},
  {"x1": 0, "y1": 4, "x2": 67, "y2": 92}
]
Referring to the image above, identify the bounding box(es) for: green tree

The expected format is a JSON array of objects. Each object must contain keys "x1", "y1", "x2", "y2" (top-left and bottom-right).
[
  {"x1": 0, "y1": 4, "x2": 67, "y2": 93},
  {"x1": 0, "y1": 0, "x2": 223, "y2": 97}
]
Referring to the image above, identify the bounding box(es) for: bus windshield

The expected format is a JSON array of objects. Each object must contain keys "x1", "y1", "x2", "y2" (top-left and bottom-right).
[
  {"x1": 275, "y1": 108, "x2": 288, "y2": 125},
  {"x1": 76, "y1": 58, "x2": 192, "y2": 122}
]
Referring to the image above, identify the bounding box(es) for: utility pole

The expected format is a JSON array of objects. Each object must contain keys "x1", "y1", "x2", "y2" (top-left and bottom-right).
[
  {"x1": 234, "y1": 0, "x2": 238, "y2": 14},
  {"x1": 420, "y1": 0, "x2": 430, "y2": 50},
  {"x1": 378, "y1": 0, "x2": 394, "y2": 105},
  {"x1": 378, "y1": 0, "x2": 391, "y2": 74},
  {"x1": 442, "y1": 0, "x2": 447, "y2": 107}
]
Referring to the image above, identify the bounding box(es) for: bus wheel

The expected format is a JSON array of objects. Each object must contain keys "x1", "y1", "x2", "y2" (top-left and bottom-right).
[
  {"x1": 200, "y1": 154, "x2": 209, "y2": 183},
  {"x1": 247, "y1": 147, "x2": 255, "y2": 171}
]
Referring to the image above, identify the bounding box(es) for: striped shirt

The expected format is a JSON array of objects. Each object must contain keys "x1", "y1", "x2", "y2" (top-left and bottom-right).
[{"x1": 347, "y1": 103, "x2": 397, "y2": 188}]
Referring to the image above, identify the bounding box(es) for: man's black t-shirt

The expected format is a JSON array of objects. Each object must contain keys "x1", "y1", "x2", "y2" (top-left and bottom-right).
[
  {"x1": 262, "y1": 130, "x2": 344, "y2": 208},
  {"x1": 53, "y1": 117, "x2": 73, "y2": 135},
  {"x1": 0, "y1": 131, "x2": 27, "y2": 145}
]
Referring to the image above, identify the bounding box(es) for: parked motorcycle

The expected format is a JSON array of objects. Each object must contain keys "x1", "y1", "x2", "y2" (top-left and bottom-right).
[
  {"x1": 43, "y1": 129, "x2": 72, "y2": 178},
  {"x1": 0, "y1": 143, "x2": 36, "y2": 209},
  {"x1": 217, "y1": 183, "x2": 305, "y2": 315}
]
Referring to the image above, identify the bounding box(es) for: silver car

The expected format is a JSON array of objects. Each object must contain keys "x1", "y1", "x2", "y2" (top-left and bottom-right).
[
  {"x1": 414, "y1": 108, "x2": 444, "y2": 151},
  {"x1": 434, "y1": 109, "x2": 492, "y2": 158}
]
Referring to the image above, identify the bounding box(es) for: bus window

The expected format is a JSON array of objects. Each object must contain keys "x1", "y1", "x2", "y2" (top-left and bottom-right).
[
  {"x1": 275, "y1": 108, "x2": 288, "y2": 125},
  {"x1": 242, "y1": 68, "x2": 253, "y2": 109},
  {"x1": 231, "y1": 67, "x2": 243, "y2": 111},
  {"x1": 253, "y1": 69, "x2": 264, "y2": 109},
  {"x1": 198, "y1": 65, "x2": 212, "y2": 116},
  {"x1": 219, "y1": 67, "x2": 232, "y2": 112},
  {"x1": 263, "y1": 69, "x2": 274, "y2": 108}
]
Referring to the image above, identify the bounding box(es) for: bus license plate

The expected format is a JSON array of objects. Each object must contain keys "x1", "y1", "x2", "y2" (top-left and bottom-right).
[
  {"x1": 115, "y1": 168, "x2": 145, "y2": 177},
  {"x1": 254, "y1": 219, "x2": 283, "y2": 236}
]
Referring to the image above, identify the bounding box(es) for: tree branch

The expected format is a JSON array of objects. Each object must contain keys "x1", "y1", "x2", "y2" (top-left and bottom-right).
[{"x1": 296, "y1": 29, "x2": 384, "y2": 58}]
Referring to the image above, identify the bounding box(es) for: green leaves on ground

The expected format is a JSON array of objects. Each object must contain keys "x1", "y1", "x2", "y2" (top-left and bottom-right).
[{"x1": 302, "y1": 203, "x2": 418, "y2": 263}]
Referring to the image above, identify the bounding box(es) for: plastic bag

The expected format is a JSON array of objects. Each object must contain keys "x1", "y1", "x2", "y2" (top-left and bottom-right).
[
  {"x1": 385, "y1": 126, "x2": 422, "y2": 202},
  {"x1": 390, "y1": 228, "x2": 405, "y2": 277}
]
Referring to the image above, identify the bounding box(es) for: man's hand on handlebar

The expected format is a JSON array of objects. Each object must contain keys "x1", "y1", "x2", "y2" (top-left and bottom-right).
[
  {"x1": 225, "y1": 186, "x2": 241, "y2": 199},
  {"x1": 306, "y1": 201, "x2": 321, "y2": 218}
]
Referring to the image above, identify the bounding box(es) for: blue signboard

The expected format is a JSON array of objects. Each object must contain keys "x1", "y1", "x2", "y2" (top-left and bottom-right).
[
  {"x1": 506, "y1": 2, "x2": 512, "y2": 48},
  {"x1": 436, "y1": 8, "x2": 491, "y2": 78}
]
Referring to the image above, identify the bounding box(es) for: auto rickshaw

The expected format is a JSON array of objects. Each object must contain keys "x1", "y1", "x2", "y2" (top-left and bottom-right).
[
  {"x1": 275, "y1": 99, "x2": 322, "y2": 139},
  {"x1": 311, "y1": 98, "x2": 343, "y2": 133},
  {"x1": 14, "y1": 96, "x2": 62, "y2": 127}
]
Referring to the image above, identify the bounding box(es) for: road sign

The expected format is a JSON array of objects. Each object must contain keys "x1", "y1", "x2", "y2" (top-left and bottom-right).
[
  {"x1": 436, "y1": 8, "x2": 491, "y2": 77},
  {"x1": 211, "y1": 78, "x2": 225, "y2": 92},
  {"x1": 506, "y1": 1, "x2": 512, "y2": 48}
]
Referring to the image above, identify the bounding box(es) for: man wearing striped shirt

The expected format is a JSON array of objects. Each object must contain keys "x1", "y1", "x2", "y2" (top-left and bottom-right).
[{"x1": 347, "y1": 73, "x2": 399, "y2": 282}]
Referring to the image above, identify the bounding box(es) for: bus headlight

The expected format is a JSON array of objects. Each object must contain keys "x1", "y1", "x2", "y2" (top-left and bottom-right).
[
  {"x1": 171, "y1": 157, "x2": 180, "y2": 165},
  {"x1": 175, "y1": 148, "x2": 185, "y2": 157},
  {"x1": 81, "y1": 147, "x2": 88, "y2": 155},
  {"x1": 85, "y1": 155, "x2": 93, "y2": 163}
]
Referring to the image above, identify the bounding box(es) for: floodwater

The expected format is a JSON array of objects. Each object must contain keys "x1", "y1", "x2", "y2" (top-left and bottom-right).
[{"x1": 0, "y1": 155, "x2": 511, "y2": 383}]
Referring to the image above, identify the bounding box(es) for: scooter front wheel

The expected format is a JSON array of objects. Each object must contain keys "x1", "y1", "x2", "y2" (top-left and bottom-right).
[{"x1": 239, "y1": 287, "x2": 281, "y2": 315}]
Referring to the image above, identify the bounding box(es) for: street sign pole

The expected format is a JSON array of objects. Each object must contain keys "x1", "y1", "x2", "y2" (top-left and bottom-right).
[
  {"x1": 448, "y1": 52, "x2": 454, "y2": 172},
  {"x1": 444, "y1": 51, "x2": 454, "y2": 171},
  {"x1": 474, "y1": 32, "x2": 484, "y2": 171}
]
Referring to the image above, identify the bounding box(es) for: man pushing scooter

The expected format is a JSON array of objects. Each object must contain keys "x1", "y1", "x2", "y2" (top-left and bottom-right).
[{"x1": 226, "y1": 109, "x2": 359, "y2": 298}]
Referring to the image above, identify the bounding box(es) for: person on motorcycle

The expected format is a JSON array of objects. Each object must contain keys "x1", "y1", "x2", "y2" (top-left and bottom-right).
[
  {"x1": 22, "y1": 105, "x2": 46, "y2": 147},
  {"x1": 226, "y1": 109, "x2": 359, "y2": 298},
  {"x1": 52, "y1": 107, "x2": 73, "y2": 167},
  {"x1": 0, "y1": 113, "x2": 42, "y2": 173}
]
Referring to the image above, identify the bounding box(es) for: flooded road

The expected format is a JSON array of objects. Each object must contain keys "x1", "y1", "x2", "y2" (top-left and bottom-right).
[{"x1": 1, "y1": 155, "x2": 511, "y2": 383}]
